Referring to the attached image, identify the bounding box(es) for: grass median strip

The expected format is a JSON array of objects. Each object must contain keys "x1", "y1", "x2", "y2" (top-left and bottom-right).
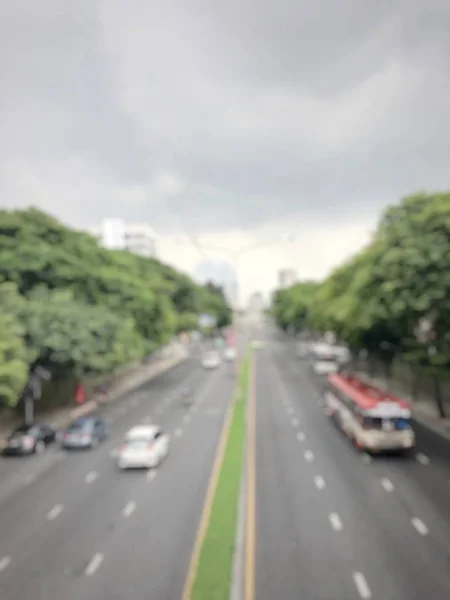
[{"x1": 189, "y1": 348, "x2": 251, "y2": 600}]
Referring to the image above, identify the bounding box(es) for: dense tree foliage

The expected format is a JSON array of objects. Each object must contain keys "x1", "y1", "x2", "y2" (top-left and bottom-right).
[
  {"x1": 271, "y1": 282, "x2": 320, "y2": 332},
  {"x1": 271, "y1": 191, "x2": 450, "y2": 415},
  {"x1": 0, "y1": 208, "x2": 231, "y2": 408}
]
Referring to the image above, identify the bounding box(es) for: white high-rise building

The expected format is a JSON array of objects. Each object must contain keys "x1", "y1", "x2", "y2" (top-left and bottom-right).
[
  {"x1": 90, "y1": 219, "x2": 157, "y2": 258},
  {"x1": 278, "y1": 269, "x2": 297, "y2": 289}
]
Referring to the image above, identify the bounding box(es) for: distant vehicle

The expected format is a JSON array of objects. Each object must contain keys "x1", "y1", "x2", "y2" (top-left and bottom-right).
[
  {"x1": 61, "y1": 417, "x2": 107, "y2": 450},
  {"x1": 224, "y1": 347, "x2": 237, "y2": 361},
  {"x1": 202, "y1": 351, "x2": 221, "y2": 369},
  {"x1": 313, "y1": 357, "x2": 340, "y2": 375},
  {"x1": 116, "y1": 425, "x2": 170, "y2": 470},
  {"x1": 2, "y1": 423, "x2": 56, "y2": 456},
  {"x1": 324, "y1": 373, "x2": 416, "y2": 454}
]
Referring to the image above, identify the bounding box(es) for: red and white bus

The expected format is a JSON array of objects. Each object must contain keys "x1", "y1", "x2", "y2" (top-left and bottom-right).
[{"x1": 324, "y1": 373, "x2": 416, "y2": 453}]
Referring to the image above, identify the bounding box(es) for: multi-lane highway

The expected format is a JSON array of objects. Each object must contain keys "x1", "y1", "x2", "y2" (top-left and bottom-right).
[
  {"x1": 1, "y1": 325, "x2": 449, "y2": 600},
  {"x1": 0, "y1": 353, "x2": 235, "y2": 600},
  {"x1": 255, "y1": 326, "x2": 450, "y2": 600}
]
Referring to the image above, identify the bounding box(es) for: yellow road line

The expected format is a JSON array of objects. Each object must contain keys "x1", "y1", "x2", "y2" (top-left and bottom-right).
[
  {"x1": 245, "y1": 353, "x2": 256, "y2": 600},
  {"x1": 181, "y1": 383, "x2": 236, "y2": 600}
]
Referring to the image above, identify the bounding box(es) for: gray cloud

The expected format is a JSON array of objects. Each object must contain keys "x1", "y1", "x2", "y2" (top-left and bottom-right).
[{"x1": 1, "y1": 0, "x2": 449, "y2": 235}]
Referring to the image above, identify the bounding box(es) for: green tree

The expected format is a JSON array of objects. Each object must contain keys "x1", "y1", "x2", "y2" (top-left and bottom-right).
[
  {"x1": 0, "y1": 312, "x2": 28, "y2": 408},
  {"x1": 272, "y1": 281, "x2": 319, "y2": 332}
]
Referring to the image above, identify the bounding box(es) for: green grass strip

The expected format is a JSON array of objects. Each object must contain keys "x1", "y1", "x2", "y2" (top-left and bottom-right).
[{"x1": 191, "y1": 347, "x2": 251, "y2": 600}]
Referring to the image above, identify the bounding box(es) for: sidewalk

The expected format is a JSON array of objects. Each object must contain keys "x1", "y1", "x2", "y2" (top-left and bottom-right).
[
  {"x1": 0, "y1": 343, "x2": 189, "y2": 442},
  {"x1": 355, "y1": 371, "x2": 450, "y2": 442}
]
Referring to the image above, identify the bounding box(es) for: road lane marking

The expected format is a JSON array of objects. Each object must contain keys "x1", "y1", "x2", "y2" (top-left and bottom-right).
[
  {"x1": 245, "y1": 351, "x2": 256, "y2": 600},
  {"x1": 175, "y1": 428, "x2": 183, "y2": 438},
  {"x1": 181, "y1": 376, "x2": 236, "y2": 600},
  {"x1": 411, "y1": 517, "x2": 429, "y2": 535},
  {"x1": 304, "y1": 449, "x2": 314, "y2": 462},
  {"x1": 381, "y1": 478, "x2": 394, "y2": 492},
  {"x1": 291, "y1": 417, "x2": 299, "y2": 427},
  {"x1": 416, "y1": 453, "x2": 430, "y2": 466},
  {"x1": 329, "y1": 513, "x2": 343, "y2": 531},
  {"x1": 361, "y1": 453, "x2": 372, "y2": 464},
  {"x1": 287, "y1": 407, "x2": 294, "y2": 416},
  {"x1": 123, "y1": 501, "x2": 136, "y2": 517},
  {"x1": 353, "y1": 572, "x2": 372, "y2": 599},
  {"x1": 85, "y1": 553, "x2": 104, "y2": 576},
  {"x1": 296, "y1": 432, "x2": 305, "y2": 442},
  {"x1": 0, "y1": 556, "x2": 11, "y2": 572},
  {"x1": 314, "y1": 475, "x2": 325, "y2": 490},
  {"x1": 85, "y1": 471, "x2": 98, "y2": 484},
  {"x1": 183, "y1": 415, "x2": 191, "y2": 424},
  {"x1": 47, "y1": 504, "x2": 64, "y2": 520},
  {"x1": 146, "y1": 470, "x2": 157, "y2": 481}
]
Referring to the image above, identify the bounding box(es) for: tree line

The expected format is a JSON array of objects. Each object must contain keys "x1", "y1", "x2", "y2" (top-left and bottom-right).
[
  {"x1": 0, "y1": 208, "x2": 231, "y2": 409},
  {"x1": 271, "y1": 192, "x2": 450, "y2": 416}
]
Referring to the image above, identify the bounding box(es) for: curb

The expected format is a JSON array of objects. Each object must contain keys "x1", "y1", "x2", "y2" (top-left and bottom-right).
[{"x1": 48, "y1": 352, "x2": 188, "y2": 430}]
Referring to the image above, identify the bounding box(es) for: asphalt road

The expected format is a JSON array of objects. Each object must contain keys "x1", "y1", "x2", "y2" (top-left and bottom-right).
[
  {"x1": 0, "y1": 352, "x2": 235, "y2": 600},
  {"x1": 255, "y1": 326, "x2": 450, "y2": 600}
]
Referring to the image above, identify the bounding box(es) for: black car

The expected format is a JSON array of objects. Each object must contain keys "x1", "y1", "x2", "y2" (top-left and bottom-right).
[
  {"x1": 2, "y1": 423, "x2": 56, "y2": 456},
  {"x1": 61, "y1": 416, "x2": 107, "y2": 450}
]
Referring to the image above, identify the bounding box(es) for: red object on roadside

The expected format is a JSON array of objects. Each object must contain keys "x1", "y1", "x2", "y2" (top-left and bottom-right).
[{"x1": 75, "y1": 383, "x2": 86, "y2": 405}]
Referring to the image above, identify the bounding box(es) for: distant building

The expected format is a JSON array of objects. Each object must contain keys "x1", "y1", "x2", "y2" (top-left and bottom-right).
[
  {"x1": 278, "y1": 269, "x2": 298, "y2": 289},
  {"x1": 90, "y1": 219, "x2": 157, "y2": 258}
]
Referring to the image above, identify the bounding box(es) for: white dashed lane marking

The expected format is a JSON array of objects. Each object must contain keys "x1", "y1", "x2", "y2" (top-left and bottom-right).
[
  {"x1": 416, "y1": 453, "x2": 430, "y2": 466},
  {"x1": 381, "y1": 478, "x2": 394, "y2": 492},
  {"x1": 296, "y1": 432, "x2": 305, "y2": 442},
  {"x1": 85, "y1": 471, "x2": 98, "y2": 484},
  {"x1": 411, "y1": 517, "x2": 429, "y2": 536},
  {"x1": 175, "y1": 428, "x2": 183, "y2": 438},
  {"x1": 47, "y1": 504, "x2": 64, "y2": 520},
  {"x1": 85, "y1": 553, "x2": 104, "y2": 576},
  {"x1": 291, "y1": 418, "x2": 299, "y2": 427},
  {"x1": 146, "y1": 470, "x2": 157, "y2": 481},
  {"x1": 287, "y1": 407, "x2": 294, "y2": 416},
  {"x1": 314, "y1": 476, "x2": 326, "y2": 490},
  {"x1": 0, "y1": 556, "x2": 11, "y2": 572},
  {"x1": 304, "y1": 450, "x2": 314, "y2": 462},
  {"x1": 353, "y1": 572, "x2": 372, "y2": 599},
  {"x1": 329, "y1": 513, "x2": 343, "y2": 531},
  {"x1": 183, "y1": 415, "x2": 191, "y2": 424},
  {"x1": 123, "y1": 501, "x2": 136, "y2": 518}
]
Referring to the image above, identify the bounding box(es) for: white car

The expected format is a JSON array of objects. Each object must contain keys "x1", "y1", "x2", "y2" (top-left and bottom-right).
[
  {"x1": 313, "y1": 358, "x2": 339, "y2": 375},
  {"x1": 116, "y1": 425, "x2": 170, "y2": 470},
  {"x1": 202, "y1": 351, "x2": 221, "y2": 369},
  {"x1": 224, "y1": 347, "x2": 237, "y2": 361}
]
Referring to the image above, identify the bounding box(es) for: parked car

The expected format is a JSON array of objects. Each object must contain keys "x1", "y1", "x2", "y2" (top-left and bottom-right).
[
  {"x1": 61, "y1": 416, "x2": 107, "y2": 450},
  {"x1": 116, "y1": 425, "x2": 170, "y2": 470},
  {"x1": 2, "y1": 423, "x2": 56, "y2": 456}
]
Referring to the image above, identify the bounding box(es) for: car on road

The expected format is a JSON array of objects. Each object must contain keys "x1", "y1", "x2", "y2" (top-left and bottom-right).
[
  {"x1": 116, "y1": 425, "x2": 170, "y2": 470},
  {"x1": 202, "y1": 350, "x2": 221, "y2": 369},
  {"x1": 61, "y1": 416, "x2": 107, "y2": 450},
  {"x1": 224, "y1": 347, "x2": 237, "y2": 361},
  {"x1": 2, "y1": 423, "x2": 56, "y2": 456},
  {"x1": 313, "y1": 357, "x2": 340, "y2": 374}
]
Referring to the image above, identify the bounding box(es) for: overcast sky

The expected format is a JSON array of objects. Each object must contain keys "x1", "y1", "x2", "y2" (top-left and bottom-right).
[{"x1": 1, "y1": 1, "x2": 449, "y2": 304}]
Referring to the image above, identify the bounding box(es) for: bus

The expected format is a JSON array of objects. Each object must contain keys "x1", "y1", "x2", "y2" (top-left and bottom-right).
[{"x1": 324, "y1": 373, "x2": 416, "y2": 454}]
